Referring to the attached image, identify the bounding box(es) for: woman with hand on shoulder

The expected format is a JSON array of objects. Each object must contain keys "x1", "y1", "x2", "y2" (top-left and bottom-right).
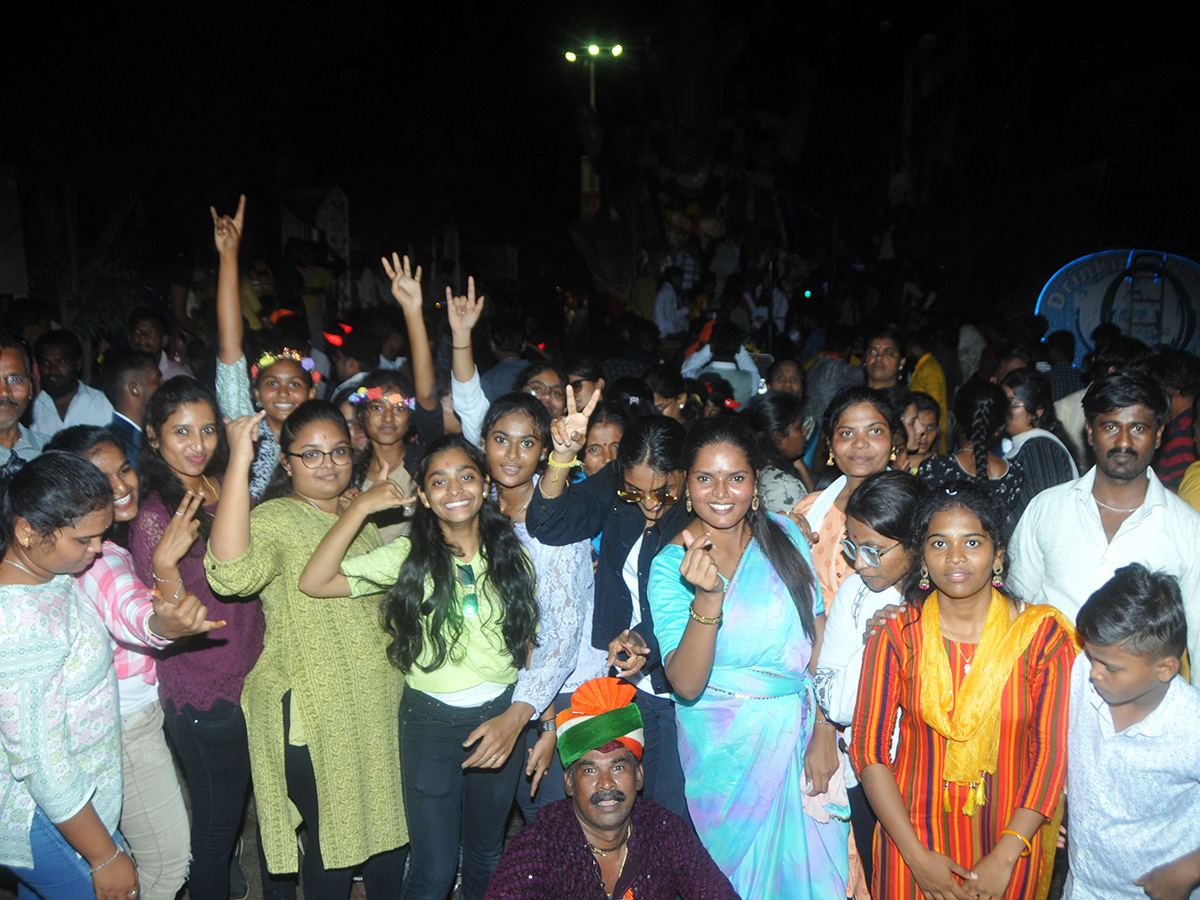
[
  {"x1": 796, "y1": 387, "x2": 898, "y2": 610},
  {"x1": 648, "y1": 417, "x2": 848, "y2": 900},
  {"x1": 47, "y1": 426, "x2": 221, "y2": 900},
  {"x1": 851, "y1": 481, "x2": 1075, "y2": 900},
  {"x1": 813, "y1": 469, "x2": 927, "y2": 890},
  {"x1": 0, "y1": 453, "x2": 136, "y2": 900},
  {"x1": 205, "y1": 401, "x2": 408, "y2": 898},
  {"x1": 300, "y1": 435, "x2": 540, "y2": 900},
  {"x1": 129, "y1": 377, "x2": 263, "y2": 900}
]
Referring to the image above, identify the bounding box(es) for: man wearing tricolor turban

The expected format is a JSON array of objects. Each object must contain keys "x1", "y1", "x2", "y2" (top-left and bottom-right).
[{"x1": 484, "y1": 678, "x2": 740, "y2": 899}]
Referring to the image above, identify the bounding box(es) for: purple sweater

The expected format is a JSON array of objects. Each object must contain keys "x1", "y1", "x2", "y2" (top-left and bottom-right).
[
  {"x1": 484, "y1": 798, "x2": 740, "y2": 900},
  {"x1": 130, "y1": 490, "x2": 265, "y2": 712}
]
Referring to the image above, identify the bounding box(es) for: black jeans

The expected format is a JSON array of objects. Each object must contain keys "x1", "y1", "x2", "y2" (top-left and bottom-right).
[
  {"x1": 399, "y1": 686, "x2": 522, "y2": 900},
  {"x1": 281, "y1": 692, "x2": 407, "y2": 900},
  {"x1": 634, "y1": 691, "x2": 691, "y2": 825},
  {"x1": 162, "y1": 699, "x2": 252, "y2": 900}
]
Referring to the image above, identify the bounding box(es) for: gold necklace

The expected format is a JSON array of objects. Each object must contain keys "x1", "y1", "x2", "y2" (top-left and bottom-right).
[
  {"x1": 588, "y1": 821, "x2": 631, "y2": 857},
  {"x1": 200, "y1": 474, "x2": 219, "y2": 501},
  {"x1": 3, "y1": 557, "x2": 40, "y2": 578}
]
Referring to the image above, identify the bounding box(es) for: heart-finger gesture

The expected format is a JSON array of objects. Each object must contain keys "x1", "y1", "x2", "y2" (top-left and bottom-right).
[
  {"x1": 679, "y1": 530, "x2": 724, "y2": 595},
  {"x1": 446, "y1": 276, "x2": 485, "y2": 335},
  {"x1": 551, "y1": 384, "x2": 599, "y2": 456},
  {"x1": 210, "y1": 194, "x2": 246, "y2": 256},
  {"x1": 382, "y1": 253, "x2": 423, "y2": 316}
]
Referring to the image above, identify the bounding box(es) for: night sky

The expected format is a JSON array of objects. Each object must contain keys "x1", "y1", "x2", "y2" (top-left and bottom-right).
[{"x1": 5, "y1": 2, "x2": 1199, "y2": 310}]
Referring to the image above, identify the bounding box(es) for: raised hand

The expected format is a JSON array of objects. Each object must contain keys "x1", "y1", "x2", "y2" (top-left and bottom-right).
[
  {"x1": 225, "y1": 411, "x2": 266, "y2": 467},
  {"x1": 152, "y1": 490, "x2": 204, "y2": 571},
  {"x1": 550, "y1": 384, "x2": 600, "y2": 457},
  {"x1": 351, "y1": 461, "x2": 418, "y2": 516},
  {"x1": 210, "y1": 194, "x2": 246, "y2": 256},
  {"x1": 382, "y1": 253, "x2": 423, "y2": 316},
  {"x1": 679, "y1": 530, "x2": 724, "y2": 595},
  {"x1": 446, "y1": 276, "x2": 485, "y2": 335},
  {"x1": 606, "y1": 629, "x2": 651, "y2": 678}
]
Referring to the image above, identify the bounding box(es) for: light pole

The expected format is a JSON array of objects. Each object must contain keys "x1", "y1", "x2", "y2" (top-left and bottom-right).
[
  {"x1": 564, "y1": 43, "x2": 622, "y2": 221},
  {"x1": 565, "y1": 43, "x2": 622, "y2": 110}
]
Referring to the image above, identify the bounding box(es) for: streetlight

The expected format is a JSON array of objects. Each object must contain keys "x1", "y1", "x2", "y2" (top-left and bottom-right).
[
  {"x1": 564, "y1": 41, "x2": 623, "y2": 222},
  {"x1": 565, "y1": 42, "x2": 624, "y2": 109}
]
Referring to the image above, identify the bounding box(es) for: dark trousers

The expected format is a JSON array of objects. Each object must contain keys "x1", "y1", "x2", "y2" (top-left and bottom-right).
[
  {"x1": 399, "y1": 687, "x2": 523, "y2": 900},
  {"x1": 280, "y1": 692, "x2": 407, "y2": 900},
  {"x1": 634, "y1": 691, "x2": 692, "y2": 825},
  {"x1": 848, "y1": 783, "x2": 877, "y2": 888},
  {"x1": 516, "y1": 691, "x2": 572, "y2": 824},
  {"x1": 163, "y1": 699, "x2": 251, "y2": 900}
]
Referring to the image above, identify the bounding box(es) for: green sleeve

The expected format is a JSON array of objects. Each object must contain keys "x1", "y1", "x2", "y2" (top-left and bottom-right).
[{"x1": 340, "y1": 538, "x2": 412, "y2": 597}]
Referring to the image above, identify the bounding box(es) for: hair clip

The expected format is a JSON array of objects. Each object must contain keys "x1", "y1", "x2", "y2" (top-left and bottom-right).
[
  {"x1": 628, "y1": 396, "x2": 640, "y2": 405},
  {"x1": 349, "y1": 386, "x2": 414, "y2": 409},
  {"x1": 944, "y1": 487, "x2": 958, "y2": 496},
  {"x1": 250, "y1": 348, "x2": 321, "y2": 383},
  {"x1": 723, "y1": 398, "x2": 741, "y2": 409}
]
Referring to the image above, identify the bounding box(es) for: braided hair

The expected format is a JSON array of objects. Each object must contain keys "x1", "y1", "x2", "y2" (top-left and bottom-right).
[{"x1": 952, "y1": 380, "x2": 1008, "y2": 479}]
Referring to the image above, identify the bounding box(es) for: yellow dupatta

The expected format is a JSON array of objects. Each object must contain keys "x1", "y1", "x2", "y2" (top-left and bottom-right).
[{"x1": 917, "y1": 590, "x2": 1075, "y2": 816}]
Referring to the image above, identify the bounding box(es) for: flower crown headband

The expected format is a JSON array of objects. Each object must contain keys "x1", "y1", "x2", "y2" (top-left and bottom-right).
[
  {"x1": 251, "y1": 348, "x2": 321, "y2": 383},
  {"x1": 349, "y1": 385, "x2": 415, "y2": 409}
]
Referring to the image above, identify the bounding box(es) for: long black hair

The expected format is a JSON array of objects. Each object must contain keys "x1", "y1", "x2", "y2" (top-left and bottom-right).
[
  {"x1": 845, "y1": 469, "x2": 929, "y2": 543},
  {"x1": 614, "y1": 415, "x2": 686, "y2": 479},
  {"x1": 681, "y1": 417, "x2": 817, "y2": 640},
  {"x1": 0, "y1": 453, "x2": 113, "y2": 556},
  {"x1": 744, "y1": 390, "x2": 806, "y2": 471},
  {"x1": 480, "y1": 392, "x2": 552, "y2": 476},
  {"x1": 902, "y1": 479, "x2": 1013, "y2": 608},
  {"x1": 261, "y1": 400, "x2": 353, "y2": 501},
  {"x1": 952, "y1": 380, "x2": 1008, "y2": 479},
  {"x1": 44, "y1": 425, "x2": 135, "y2": 548},
  {"x1": 381, "y1": 435, "x2": 539, "y2": 675},
  {"x1": 1000, "y1": 368, "x2": 1069, "y2": 443},
  {"x1": 139, "y1": 376, "x2": 228, "y2": 539},
  {"x1": 350, "y1": 369, "x2": 417, "y2": 489}
]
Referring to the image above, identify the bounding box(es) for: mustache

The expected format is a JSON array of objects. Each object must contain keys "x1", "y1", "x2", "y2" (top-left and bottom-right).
[
  {"x1": 0, "y1": 398, "x2": 19, "y2": 409},
  {"x1": 590, "y1": 789, "x2": 626, "y2": 805},
  {"x1": 1106, "y1": 447, "x2": 1137, "y2": 459}
]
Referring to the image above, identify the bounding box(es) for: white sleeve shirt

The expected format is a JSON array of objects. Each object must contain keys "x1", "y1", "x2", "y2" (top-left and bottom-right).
[{"x1": 31, "y1": 383, "x2": 115, "y2": 444}]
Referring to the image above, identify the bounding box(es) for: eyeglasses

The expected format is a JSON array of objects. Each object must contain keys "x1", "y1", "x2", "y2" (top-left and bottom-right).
[
  {"x1": 285, "y1": 447, "x2": 353, "y2": 468},
  {"x1": 617, "y1": 487, "x2": 679, "y2": 508},
  {"x1": 526, "y1": 382, "x2": 566, "y2": 403},
  {"x1": 0, "y1": 374, "x2": 30, "y2": 388},
  {"x1": 840, "y1": 537, "x2": 900, "y2": 568},
  {"x1": 458, "y1": 563, "x2": 479, "y2": 617}
]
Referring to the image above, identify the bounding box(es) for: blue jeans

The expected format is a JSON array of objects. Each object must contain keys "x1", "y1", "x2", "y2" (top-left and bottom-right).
[
  {"x1": 162, "y1": 699, "x2": 252, "y2": 900},
  {"x1": 6, "y1": 808, "x2": 123, "y2": 900},
  {"x1": 399, "y1": 686, "x2": 523, "y2": 900}
]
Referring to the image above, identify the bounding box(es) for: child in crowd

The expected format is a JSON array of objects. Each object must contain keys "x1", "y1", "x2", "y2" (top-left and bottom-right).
[{"x1": 1068, "y1": 563, "x2": 1200, "y2": 900}]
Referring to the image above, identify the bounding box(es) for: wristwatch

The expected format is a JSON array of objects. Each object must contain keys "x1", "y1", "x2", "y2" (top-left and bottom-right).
[{"x1": 538, "y1": 719, "x2": 557, "y2": 733}]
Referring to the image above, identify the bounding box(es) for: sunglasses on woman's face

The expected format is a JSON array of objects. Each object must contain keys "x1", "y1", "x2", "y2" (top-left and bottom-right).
[
  {"x1": 617, "y1": 486, "x2": 679, "y2": 507},
  {"x1": 840, "y1": 537, "x2": 900, "y2": 568}
]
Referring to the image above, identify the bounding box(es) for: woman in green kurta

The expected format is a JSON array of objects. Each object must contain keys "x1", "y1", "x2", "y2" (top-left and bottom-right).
[{"x1": 205, "y1": 400, "x2": 408, "y2": 898}]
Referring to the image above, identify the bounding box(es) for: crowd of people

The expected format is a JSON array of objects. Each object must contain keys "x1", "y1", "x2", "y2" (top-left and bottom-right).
[{"x1": 3, "y1": 193, "x2": 1200, "y2": 900}]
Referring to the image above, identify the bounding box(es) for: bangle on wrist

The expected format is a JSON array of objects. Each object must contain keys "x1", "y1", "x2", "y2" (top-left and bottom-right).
[
  {"x1": 688, "y1": 602, "x2": 722, "y2": 626},
  {"x1": 452, "y1": 344, "x2": 472, "y2": 350},
  {"x1": 546, "y1": 456, "x2": 581, "y2": 469},
  {"x1": 999, "y1": 829, "x2": 1033, "y2": 858},
  {"x1": 537, "y1": 719, "x2": 557, "y2": 733},
  {"x1": 89, "y1": 846, "x2": 125, "y2": 874},
  {"x1": 151, "y1": 571, "x2": 185, "y2": 602}
]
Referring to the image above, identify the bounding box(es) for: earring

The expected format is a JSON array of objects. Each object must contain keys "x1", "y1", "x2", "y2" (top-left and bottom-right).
[
  {"x1": 751, "y1": 486, "x2": 760, "y2": 512},
  {"x1": 919, "y1": 565, "x2": 930, "y2": 590},
  {"x1": 685, "y1": 492, "x2": 692, "y2": 513},
  {"x1": 992, "y1": 562, "x2": 1004, "y2": 589},
  {"x1": 889, "y1": 447, "x2": 898, "y2": 462},
  {"x1": 22, "y1": 537, "x2": 30, "y2": 549},
  {"x1": 827, "y1": 450, "x2": 835, "y2": 467}
]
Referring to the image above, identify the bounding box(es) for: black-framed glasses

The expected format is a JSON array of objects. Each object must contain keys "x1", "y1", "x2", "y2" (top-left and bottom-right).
[
  {"x1": 840, "y1": 537, "x2": 900, "y2": 568},
  {"x1": 458, "y1": 563, "x2": 479, "y2": 617},
  {"x1": 285, "y1": 447, "x2": 353, "y2": 469},
  {"x1": 616, "y1": 487, "x2": 679, "y2": 507}
]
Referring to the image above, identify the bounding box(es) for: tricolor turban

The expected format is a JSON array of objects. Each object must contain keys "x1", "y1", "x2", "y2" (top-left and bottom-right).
[{"x1": 555, "y1": 677, "x2": 645, "y2": 768}]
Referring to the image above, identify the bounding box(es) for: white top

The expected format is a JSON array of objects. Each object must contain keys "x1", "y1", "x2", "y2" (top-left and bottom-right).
[
  {"x1": 654, "y1": 283, "x2": 689, "y2": 337},
  {"x1": 814, "y1": 573, "x2": 902, "y2": 788},
  {"x1": 1008, "y1": 467, "x2": 1200, "y2": 675},
  {"x1": 31, "y1": 382, "x2": 115, "y2": 443},
  {"x1": 1066, "y1": 654, "x2": 1200, "y2": 899},
  {"x1": 623, "y1": 534, "x2": 669, "y2": 698},
  {"x1": 450, "y1": 366, "x2": 488, "y2": 448}
]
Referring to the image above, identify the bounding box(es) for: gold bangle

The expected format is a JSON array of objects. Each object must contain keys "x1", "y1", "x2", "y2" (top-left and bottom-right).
[
  {"x1": 1000, "y1": 829, "x2": 1032, "y2": 858},
  {"x1": 688, "y1": 602, "x2": 722, "y2": 626}
]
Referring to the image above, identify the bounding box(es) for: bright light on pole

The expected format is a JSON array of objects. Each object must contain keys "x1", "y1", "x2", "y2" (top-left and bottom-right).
[
  {"x1": 565, "y1": 51, "x2": 577, "y2": 61},
  {"x1": 611, "y1": 44, "x2": 622, "y2": 56},
  {"x1": 588, "y1": 44, "x2": 600, "y2": 56}
]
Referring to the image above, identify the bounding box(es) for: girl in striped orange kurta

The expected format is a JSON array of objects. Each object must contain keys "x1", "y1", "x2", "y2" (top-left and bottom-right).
[{"x1": 849, "y1": 480, "x2": 1075, "y2": 900}]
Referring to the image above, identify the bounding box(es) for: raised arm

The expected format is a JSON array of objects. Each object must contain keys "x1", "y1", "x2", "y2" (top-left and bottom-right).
[
  {"x1": 212, "y1": 194, "x2": 246, "y2": 366},
  {"x1": 538, "y1": 384, "x2": 597, "y2": 500},
  {"x1": 382, "y1": 253, "x2": 437, "y2": 410},
  {"x1": 446, "y1": 276, "x2": 484, "y2": 386},
  {"x1": 657, "y1": 532, "x2": 725, "y2": 701},
  {"x1": 207, "y1": 411, "x2": 265, "y2": 562},
  {"x1": 298, "y1": 473, "x2": 411, "y2": 597}
]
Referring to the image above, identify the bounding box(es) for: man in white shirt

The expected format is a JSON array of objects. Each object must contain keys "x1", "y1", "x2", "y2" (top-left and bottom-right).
[
  {"x1": 1009, "y1": 370, "x2": 1200, "y2": 676},
  {"x1": 0, "y1": 332, "x2": 42, "y2": 466},
  {"x1": 653, "y1": 268, "x2": 689, "y2": 339},
  {"x1": 31, "y1": 330, "x2": 115, "y2": 443},
  {"x1": 127, "y1": 306, "x2": 193, "y2": 381}
]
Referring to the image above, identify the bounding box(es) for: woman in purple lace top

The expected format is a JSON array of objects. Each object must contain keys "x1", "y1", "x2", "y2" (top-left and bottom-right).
[{"x1": 129, "y1": 377, "x2": 266, "y2": 900}]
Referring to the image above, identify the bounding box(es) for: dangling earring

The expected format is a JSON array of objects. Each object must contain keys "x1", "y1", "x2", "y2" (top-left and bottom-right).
[
  {"x1": 827, "y1": 450, "x2": 835, "y2": 467},
  {"x1": 751, "y1": 486, "x2": 760, "y2": 512},
  {"x1": 685, "y1": 492, "x2": 692, "y2": 513},
  {"x1": 919, "y1": 565, "x2": 931, "y2": 590},
  {"x1": 889, "y1": 447, "x2": 898, "y2": 462},
  {"x1": 992, "y1": 562, "x2": 1005, "y2": 589}
]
